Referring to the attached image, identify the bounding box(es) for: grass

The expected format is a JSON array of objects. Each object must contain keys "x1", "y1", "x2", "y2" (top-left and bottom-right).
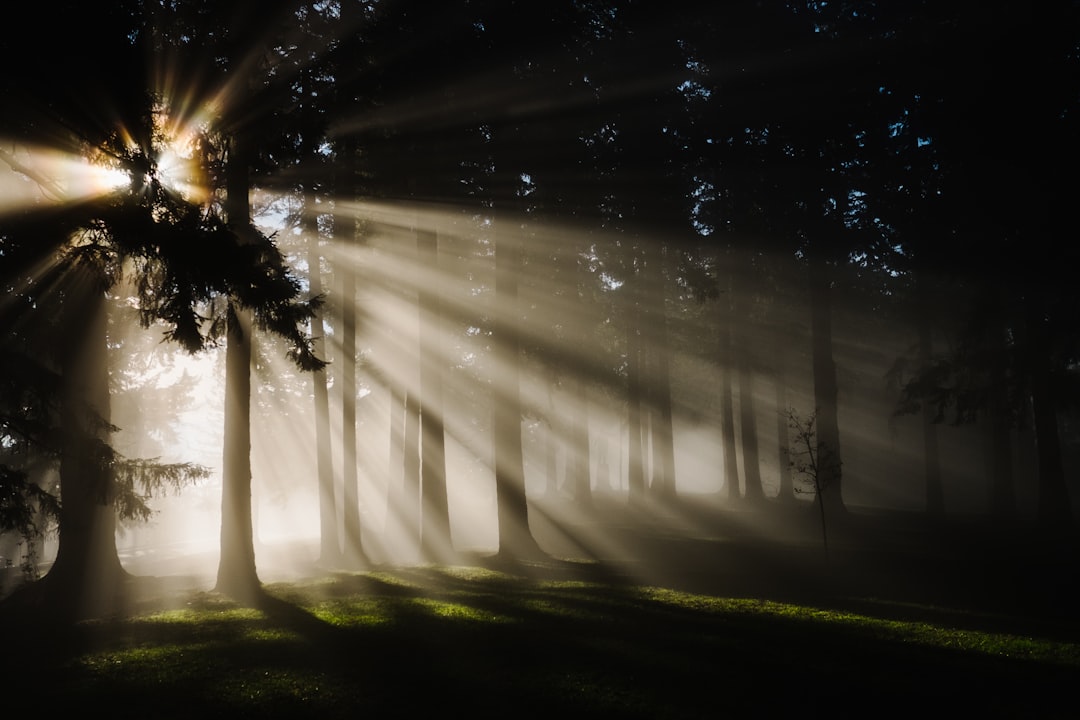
[{"x1": 2, "y1": 560, "x2": 1079, "y2": 718}]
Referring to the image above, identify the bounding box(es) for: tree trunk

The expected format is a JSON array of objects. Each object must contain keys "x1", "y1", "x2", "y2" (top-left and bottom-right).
[
  {"x1": 718, "y1": 272, "x2": 741, "y2": 501},
  {"x1": 305, "y1": 193, "x2": 340, "y2": 567},
  {"x1": 385, "y1": 381, "x2": 406, "y2": 559},
  {"x1": 1025, "y1": 300, "x2": 1071, "y2": 530},
  {"x1": 47, "y1": 282, "x2": 127, "y2": 617},
  {"x1": 567, "y1": 373, "x2": 593, "y2": 508},
  {"x1": 493, "y1": 217, "x2": 544, "y2": 560},
  {"x1": 418, "y1": 225, "x2": 451, "y2": 562},
  {"x1": 544, "y1": 370, "x2": 560, "y2": 498},
  {"x1": 336, "y1": 147, "x2": 365, "y2": 568},
  {"x1": 731, "y1": 262, "x2": 763, "y2": 503},
  {"x1": 217, "y1": 302, "x2": 259, "y2": 599},
  {"x1": 625, "y1": 290, "x2": 647, "y2": 505},
  {"x1": 646, "y1": 243, "x2": 676, "y2": 500},
  {"x1": 738, "y1": 359, "x2": 764, "y2": 503},
  {"x1": 596, "y1": 436, "x2": 612, "y2": 492},
  {"x1": 215, "y1": 132, "x2": 260, "y2": 601},
  {"x1": 394, "y1": 213, "x2": 424, "y2": 563},
  {"x1": 402, "y1": 390, "x2": 422, "y2": 561},
  {"x1": 808, "y1": 254, "x2": 845, "y2": 518},
  {"x1": 775, "y1": 373, "x2": 793, "y2": 501}
]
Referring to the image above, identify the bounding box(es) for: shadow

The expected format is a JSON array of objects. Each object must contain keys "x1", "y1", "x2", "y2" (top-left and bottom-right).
[
  {"x1": 0, "y1": 543, "x2": 1077, "y2": 718},
  {"x1": 247, "y1": 585, "x2": 340, "y2": 643}
]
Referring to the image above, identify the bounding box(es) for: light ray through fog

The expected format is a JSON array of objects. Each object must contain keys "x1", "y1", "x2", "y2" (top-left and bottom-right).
[
  {"x1": 92, "y1": 167, "x2": 839, "y2": 586},
  {"x1": 5, "y1": 116, "x2": 909, "y2": 596},
  {"x1": 138, "y1": 185, "x2": 790, "y2": 576},
  {"x1": 0, "y1": 143, "x2": 130, "y2": 210},
  {"x1": 1, "y1": 3, "x2": 1025, "y2": 601}
]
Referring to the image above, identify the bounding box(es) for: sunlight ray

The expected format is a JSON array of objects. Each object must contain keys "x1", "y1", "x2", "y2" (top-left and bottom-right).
[{"x1": 0, "y1": 141, "x2": 128, "y2": 212}]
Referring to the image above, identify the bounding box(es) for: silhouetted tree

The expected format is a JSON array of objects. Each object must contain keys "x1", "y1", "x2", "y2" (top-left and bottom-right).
[
  {"x1": 645, "y1": 243, "x2": 678, "y2": 500},
  {"x1": 333, "y1": 145, "x2": 366, "y2": 568},
  {"x1": 717, "y1": 274, "x2": 741, "y2": 501},
  {"x1": 788, "y1": 408, "x2": 840, "y2": 560},
  {"x1": 491, "y1": 209, "x2": 544, "y2": 559},
  {"x1": 0, "y1": 114, "x2": 305, "y2": 616},
  {"x1": 879, "y1": 3, "x2": 1080, "y2": 528},
  {"x1": 127, "y1": 0, "x2": 328, "y2": 600},
  {"x1": 217, "y1": 125, "x2": 261, "y2": 599}
]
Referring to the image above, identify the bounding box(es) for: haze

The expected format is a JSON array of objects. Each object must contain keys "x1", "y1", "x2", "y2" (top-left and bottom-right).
[{"x1": 1, "y1": 1, "x2": 1077, "y2": 624}]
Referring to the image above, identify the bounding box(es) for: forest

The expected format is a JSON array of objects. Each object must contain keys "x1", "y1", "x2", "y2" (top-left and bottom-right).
[{"x1": 1, "y1": 1, "x2": 1079, "y2": 713}]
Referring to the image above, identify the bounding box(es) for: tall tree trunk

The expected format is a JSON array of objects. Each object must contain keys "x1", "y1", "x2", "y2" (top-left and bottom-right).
[
  {"x1": 385, "y1": 382, "x2": 407, "y2": 559},
  {"x1": 775, "y1": 372, "x2": 793, "y2": 501},
  {"x1": 1025, "y1": 299, "x2": 1071, "y2": 530},
  {"x1": 718, "y1": 272, "x2": 741, "y2": 501},
  {"x1": 568, "y1": 228, "x2": 597, "y2": 508},
  {"x1": 738, "y1": 360, "x2": 764, "y2": 503},
  {"x1": 566, "y1": 373, "x2": 593, "y2": 509},
  {"x1": 732, "y1": 264, "x2": 763, "y2": 503},
  {"x1": 493, "y1": 217, "x2": 543, "y2": 560},
  {"x1": 646, "y1": 243, "x2": 676, "y2": 500},
  {"x1": 48, "y1": 280, "x2": 126, "y2": 617},
  {"x1": 392, "y1": 219, "x2": 422, "y2": 563},
  {"x1": 339, "y1": 246, "x2": 362, "y2": 565},
  {"x1": 216, "y1": 132, "x2": 260, "y2": 601},
  {"x1": 625, "y1": 286, "x2": 647, "y2": 505},
  {"x1": 217, "y1": 302, "x2": 258, "y2": 598},
  {"x1": 402, "y1": 390, "x2": 421, "y2": 561},
  {"x1": 336, "y1": 147, "x2": 364, "y2": 567},
  {"x1": 418, "y1": 225, "x2": 451, "y2": 561},
  {"x1": 596, "y1": 436, "x2": 612, "y2": 493},
  {"x1": 808, "y1": 253, "x2": 845, "y2": 518},
  {"x1": 305, "y1": 193, "x2": 340, "y2": 567},
  {"x1": 544, "y1": 370, "x2": 560, "y2": 498}
]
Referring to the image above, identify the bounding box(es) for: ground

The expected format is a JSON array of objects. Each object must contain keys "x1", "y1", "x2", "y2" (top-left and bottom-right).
[{"x1": 1, "y1": 497, "x2": 1078, "y2": 717}]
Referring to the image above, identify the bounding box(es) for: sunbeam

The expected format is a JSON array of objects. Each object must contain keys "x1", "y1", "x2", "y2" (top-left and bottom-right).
[
  {"x1": 5, "y1": 15, "x2": 1077, "y2": 703},
  {"x1": 0, "y1": 142, "x2": 129, "y2": 211}
]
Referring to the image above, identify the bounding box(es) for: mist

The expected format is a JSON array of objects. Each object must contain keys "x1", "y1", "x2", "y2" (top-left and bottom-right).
[
  {"x1": 0, "y1": 0, "x2": 1075, "y2": 669},
  {"x1": 58, "y1": 204, "x2": 1072, "y2": 594},
  {"x1": 2, "y1": 11, "x2": 1080, "y2": 716}
]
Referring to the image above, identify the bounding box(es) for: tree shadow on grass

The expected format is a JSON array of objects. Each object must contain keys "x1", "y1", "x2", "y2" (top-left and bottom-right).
[
  {"x1": 3, "y1": 504, "x2": 1080, "y2": 718},
  {"x1": 1, "y1": 558, "x2": 1079, "y2": 718}
]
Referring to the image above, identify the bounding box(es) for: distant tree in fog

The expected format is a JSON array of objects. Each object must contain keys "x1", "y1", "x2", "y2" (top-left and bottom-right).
[{"x1": 788, "y1": 408, "x2": 840, "y2": 560}]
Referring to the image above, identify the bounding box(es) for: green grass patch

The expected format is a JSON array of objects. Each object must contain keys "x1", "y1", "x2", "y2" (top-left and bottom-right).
[
  {"x1": 4, "y1": 568, "x2": 1078, "y2": 718},
  {"x1": 638, "y1": 587, "x2": 1080, "y2": 665}
]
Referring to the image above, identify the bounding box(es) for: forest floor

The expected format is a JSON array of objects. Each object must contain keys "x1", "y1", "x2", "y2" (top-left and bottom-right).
[{"x1": 1, "y1": 496, "x2": 1078, "y2": 717}]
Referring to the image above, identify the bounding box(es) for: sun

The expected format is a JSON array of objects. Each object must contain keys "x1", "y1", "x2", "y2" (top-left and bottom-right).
[{"x1": 146, "y1": 102, "x2": 215, "y2": 204}]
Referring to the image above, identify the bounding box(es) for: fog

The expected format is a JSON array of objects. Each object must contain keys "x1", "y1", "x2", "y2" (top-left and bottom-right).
[
  {"x1": 34, "y1": 200, "x2": 1060, "y2": 593},
  {"x1": 3, "y1": 180, "x2": 1076, "y2": 605},
  {"x1": 2, "y1": 4, "x2": 1078, "y2": 619}
]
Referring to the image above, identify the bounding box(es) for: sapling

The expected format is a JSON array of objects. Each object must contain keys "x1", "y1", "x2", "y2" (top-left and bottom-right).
[{"x1": 787, "y1": 407, "x2": 841, "y2": 561}]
